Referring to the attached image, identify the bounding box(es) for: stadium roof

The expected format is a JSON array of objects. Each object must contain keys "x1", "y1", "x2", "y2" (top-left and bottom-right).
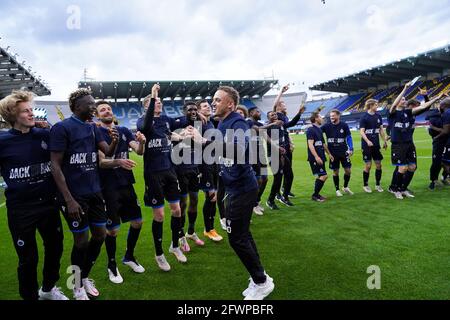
[
  {"x1": 0, "y1": 47, "x2": 51, "y2": 99},
  {"x1": 78, "y1": 80, "x2": 278, "y2": 101},
  {"x1": 310, "y1": 45, "x2": 450, "y2": 94}
]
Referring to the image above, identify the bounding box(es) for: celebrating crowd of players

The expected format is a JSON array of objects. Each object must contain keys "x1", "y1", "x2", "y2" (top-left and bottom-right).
[{"x1": 0, "y1": 80, "x2": 449, "y2": 301}]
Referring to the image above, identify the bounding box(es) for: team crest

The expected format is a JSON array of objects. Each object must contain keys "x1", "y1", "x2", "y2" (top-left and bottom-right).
[
  {"x1": 17, "y1": 239, "x2": 25, "y2": 247},
  {"x1": 72, "y1": 221, "x2": 79, "y2": 228},
  {"x1": 122, "y1": 134, "x2": 126, "y2": 141},
  {"x1": 340, "y1": 129, "x2": 344, "y2": 133},
  {"x1": 41, "y1": 141, "x2": 48, "y2": 150}
]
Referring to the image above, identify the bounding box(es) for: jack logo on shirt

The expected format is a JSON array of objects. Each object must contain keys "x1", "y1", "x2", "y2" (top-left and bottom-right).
[{"x1": 148, "y1": 139, "x2": 163, "y2": 148}]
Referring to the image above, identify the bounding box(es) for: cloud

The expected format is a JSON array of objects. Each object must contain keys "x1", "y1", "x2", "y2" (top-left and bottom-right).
[{"x1": 0, "y1": 0, "x2": 449, "y2": 100}]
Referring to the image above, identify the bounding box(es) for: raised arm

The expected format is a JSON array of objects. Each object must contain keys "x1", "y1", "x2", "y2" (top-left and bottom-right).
[
  {"x1": 142, "y1": 84, "x2": 159, "y2": 136},
  {"x1": 390, "y1": 81, "x2": 412, "y2": 114},
  {"x1": 272, "y1": 84, "x2": 289, "y2": 112},
  {"x1": 284, "y1": 105, "x2": 306, "y2": 128},
  {"x1": 412, "y1": 92, "x2": 446, "y2": 116}
]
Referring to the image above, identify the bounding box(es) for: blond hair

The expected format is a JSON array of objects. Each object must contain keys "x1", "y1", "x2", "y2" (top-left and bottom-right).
[
  {"x1": 365, "y1": 99, "x2": 378, "y2": 110},
  {"x1": 236, "y1": 105, "x2": 248, "y2": 118},
  {"x1": 0, "y1": 90, "x2": 34, "y2": 126}
]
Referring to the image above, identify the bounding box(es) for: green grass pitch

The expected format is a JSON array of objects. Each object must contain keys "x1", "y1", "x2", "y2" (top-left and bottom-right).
[{"x1": 0, "y1": 127, "x2": 449, "y2": 300}]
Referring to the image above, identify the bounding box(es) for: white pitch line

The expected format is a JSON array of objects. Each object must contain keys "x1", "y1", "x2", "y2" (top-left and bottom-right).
[{"x1": 0, "y1": 202, "x2": 5, "y2": 208}]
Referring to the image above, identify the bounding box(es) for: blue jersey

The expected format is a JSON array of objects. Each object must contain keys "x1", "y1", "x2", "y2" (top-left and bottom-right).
[
  {"x1": 443, "y1": 109, "x2": 450, "y2": 146},
  {"x1": 247, "y1": 119, "x2": 266, "y2": 165},
  {"x1": 266, "y1": 123, "x2": 286, "y2": 159},
  {"x1": 359, "y1": 112, "x2": 383, "y2": 148},
  {"x1": 425, "y1": 109, "x2": 443, "y2": 139},
  {"x1": 49, "y1": 116, "x2": 105, "y2": 197},
  {"x1": 388, "y1": 109, "x2": 414, "y2": 144},
  {"x1": 321, "y1": 121, "x2": 352, "y2": 156},
  {"x1": 172, "y1": 116, "x2": 201, "y2": 171},
  {"x1": 218, "y1": 112, "x2": 258, "y2": 195},
  {"x1": 141, "y1": 99, "x2": 185, "y2": 176},
  {"x1": 277, "y1": 112, "x2": 293, "y2": 149},
  {"x1": 306, "y1": 125, "x2": 326, "y2": 162},
  {"x1": 0, "y1": 128, "x2": 56, "y2": 207},
  {"x1": 98, "y1": 126, "x2": 136, "y2": 191}
]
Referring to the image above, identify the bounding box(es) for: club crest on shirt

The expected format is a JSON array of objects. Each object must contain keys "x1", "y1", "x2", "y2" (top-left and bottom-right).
[
  {"x1": 122, "y1": 134, "x2": 126, "y2": 141},
  {"x1": 41, "y1": 141, "x2": 48, "y2": 150},
  {"x1": 340, "y1": 129, "x2": 344, "y2": 134}
]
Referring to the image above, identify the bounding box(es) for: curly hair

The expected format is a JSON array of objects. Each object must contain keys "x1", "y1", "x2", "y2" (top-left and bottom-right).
[
  {"x1": 69, "y1": 88, "x2": 92, "y2": 112},
  {"x1": 0, "y1": 90, "x2": 34, "y2": 126}
]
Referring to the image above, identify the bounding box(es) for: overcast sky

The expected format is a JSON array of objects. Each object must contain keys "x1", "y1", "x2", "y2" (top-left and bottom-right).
[{"x1": 1, "y1": 0, "x2": 449, "y2": 100}]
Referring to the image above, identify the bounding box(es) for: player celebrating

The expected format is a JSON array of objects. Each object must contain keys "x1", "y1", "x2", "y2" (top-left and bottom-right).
[
  {"x1": 359, "y1": 99, "x2": 388, "y2": 193},
  {"x1": 196, "y1": 99, "x2": 223, "y2": 242},
  {"x1": 273, "y1": 84, "x2": 297, "y2": 199},
  {"x1": 213, "y1": 86, "x2": 274, "y2": 300},
  {"x1": 95, "y1": 101, "x2": 146, "y2": 284},
  {"x1": 0, "y1": 90, "x2": 68, "y2": 300},
  {"x1": 307, "y1": 112, "x2": 334, "y2": 202},
  {"x1": 173, "y1": 101, "x2": 205, "y2": 251},
  {"x1": 387, "y1": 82, "x2": 443, "y2": 199},
  {"x1": 322, "y1": 109, "x2": 354, "y2": 197},
  {"x1": 49, "y1": 89, "x2": 118, "y2": 300},
  {"x1": 141, "y1": 84, "x2": 187, "y2": 271},
  {"x1": 434, "y1": 98, "x2": 450, "y2": 176},
  {"x1": 246, "y1": 107, "x2": 269, "y2": 215}
]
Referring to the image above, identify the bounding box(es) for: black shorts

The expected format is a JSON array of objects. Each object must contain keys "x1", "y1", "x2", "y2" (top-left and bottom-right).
[
  {"x1": 252, "y1": 163, "x2": 268, "y2": 179},
  {"x1": 60, "y1": 193, "x2": 107, "y2": 233},
  {"x1": 309, "y1": 160, "x2": 327, "y2": 177},
  {"x1": 443, "y1": 144, "x2": 450, "y2": 164},
  {"x1": 362, "y1": 146, "x2": 383, "y2": 163},
  {"x1": 329, "y1": 153, "x2": 352, "y2": 170},
  {"x1": 391, "y1": 142, "x2": 417, "y2": 166},
  {"x1": 432, "y1": 140, "x2": 446, "y2": 163},
  {"x1": 7, "y1": 198, "x2": 63, "y2": 244},
  {"x1": 176, "y1": 167, "x2": 200, "y2": 196},
  {"x1": 144, "y1": 169, "x2": 180, "y2": 208},
  {"x1": 103, "y1": 185, "x2": 142, "y2": 230},
  {"x1": 200, "y1": 164, "x2": 218, "y2": 192}
]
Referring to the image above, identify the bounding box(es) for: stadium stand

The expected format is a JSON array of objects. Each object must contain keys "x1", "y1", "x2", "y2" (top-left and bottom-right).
[
  {"x1": 307, "y1": 45, "x2": 450, "y2": 130},
  {"x1": 0, "y1": 46, "x2": 51, "y2": 99}
]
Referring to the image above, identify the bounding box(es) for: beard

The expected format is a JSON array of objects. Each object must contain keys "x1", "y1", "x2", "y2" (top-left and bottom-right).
[{"x1": 100, "y1": 117, "x2": 114, "y2": 124}]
